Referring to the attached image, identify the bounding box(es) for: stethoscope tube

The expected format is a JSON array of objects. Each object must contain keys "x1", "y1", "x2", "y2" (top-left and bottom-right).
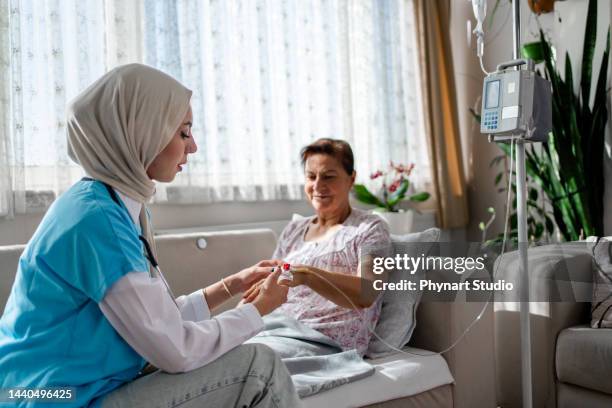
[{"x1": 138, "y1": 236, "x2": 159, "y2": 268}]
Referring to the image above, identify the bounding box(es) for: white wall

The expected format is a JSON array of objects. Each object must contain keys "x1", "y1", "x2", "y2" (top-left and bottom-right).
[
  {"x1": 451, "y1": 0, "x2": 504, "y2": 242},
  {"x1": 453, "y1": 0, "x2": 612, "y2": 241}
]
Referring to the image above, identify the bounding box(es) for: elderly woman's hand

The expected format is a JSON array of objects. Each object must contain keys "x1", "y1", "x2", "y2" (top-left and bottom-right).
[
  {"x1": 283, "y1": 265, "x2": 322, "y2": 287},
  {"x1": 228, "y1": 259, "x2": 283, "y2": 294}
]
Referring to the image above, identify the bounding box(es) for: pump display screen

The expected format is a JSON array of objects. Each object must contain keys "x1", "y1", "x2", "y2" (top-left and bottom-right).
[{"x1": 485, "y1": 80, "x2": 500, "y2": 109}]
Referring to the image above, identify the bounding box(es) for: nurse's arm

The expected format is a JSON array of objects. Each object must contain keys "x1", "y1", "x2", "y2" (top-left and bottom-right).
[
  {"x1": 199, "y1": 279, "x2": 232, "y2": 311},
  {"x1": 99, "y1": 272, "x2": 263, "y2": 374},
  {"x1": 170, "y1": 280, "x2": 223, "y2": 320}
]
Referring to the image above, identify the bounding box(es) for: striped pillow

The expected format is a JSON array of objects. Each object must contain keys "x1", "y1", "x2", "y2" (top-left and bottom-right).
[{"x1": 590, "y1": 238, "x2": 612, "y2": 328}]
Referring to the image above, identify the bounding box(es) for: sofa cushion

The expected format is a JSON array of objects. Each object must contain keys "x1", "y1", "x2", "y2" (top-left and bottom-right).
[
  {"x1": 557, "y1": 382, "x2": 612, "y2": 408},
  {"x1": 556, "y1": 325, "x2": 612, "y2": 395}
]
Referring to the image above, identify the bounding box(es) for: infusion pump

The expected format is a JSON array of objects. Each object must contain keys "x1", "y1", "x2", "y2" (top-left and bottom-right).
[{"x1": 480, "y1": 59, "x2": 552, "y2": 142}]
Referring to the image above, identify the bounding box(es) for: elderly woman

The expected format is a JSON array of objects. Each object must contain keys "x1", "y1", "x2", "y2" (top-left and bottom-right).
[
  {"x1": 243, "y1": 138, "x2": 391, "y2": 355},
  {"x1": 0, "y1": 64, "x2": 299, "y2": 408}
]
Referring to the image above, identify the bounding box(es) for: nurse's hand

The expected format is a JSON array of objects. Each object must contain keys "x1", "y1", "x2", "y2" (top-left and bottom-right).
[
  {"x1": 249, "y1": 270, "x2": 289, "y2": 316},
  {"x1": 228, "y1": 259, "x2": 283, "y2": 294}
]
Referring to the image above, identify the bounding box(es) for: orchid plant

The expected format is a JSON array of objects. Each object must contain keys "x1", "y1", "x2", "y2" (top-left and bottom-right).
[{"x1": 353, "y1": 162, "x2": 430, "y2": 212}]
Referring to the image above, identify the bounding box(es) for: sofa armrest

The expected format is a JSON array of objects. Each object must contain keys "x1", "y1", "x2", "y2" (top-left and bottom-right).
[
  {"x1": 0, "y1": 245, "x2": 26, "y2": 314},
  {"x1": 494, "y1": 243, "x2": 593, "y2": 408},
  {"x1": 409, "y1": 268, "x2": 496, "y2": 408}
]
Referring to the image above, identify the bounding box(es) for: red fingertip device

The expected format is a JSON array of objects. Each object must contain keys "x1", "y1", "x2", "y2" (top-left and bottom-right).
[{"x1": 279, "y1": 262, "x2": 294, "y2": 282}]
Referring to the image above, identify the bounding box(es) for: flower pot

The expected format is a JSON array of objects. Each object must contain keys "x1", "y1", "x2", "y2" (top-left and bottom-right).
[{"x1": 373, "y1": 210, "x2": 414, "y2": 235}]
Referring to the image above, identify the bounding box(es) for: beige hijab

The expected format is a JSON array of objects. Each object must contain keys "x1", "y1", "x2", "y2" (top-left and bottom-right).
[{"x1": 67, "y1": 63, "x2": 192, "y2": 266}]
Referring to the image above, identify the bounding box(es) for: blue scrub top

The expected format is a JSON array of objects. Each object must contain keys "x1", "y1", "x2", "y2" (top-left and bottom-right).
[{"x1": 0, "y1": 179, "x2": 149, "y2": 407}]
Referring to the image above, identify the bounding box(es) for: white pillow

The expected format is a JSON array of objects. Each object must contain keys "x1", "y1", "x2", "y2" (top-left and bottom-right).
[
  {"x1": 291, "y1": 213, "x2": 307, "y2": 222},
  {"x1": 366, "y1": 227, "x2": 440, "y2": 358}
]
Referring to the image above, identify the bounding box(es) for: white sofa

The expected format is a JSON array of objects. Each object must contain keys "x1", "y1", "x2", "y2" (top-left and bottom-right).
[{"x1": 0, "y1": 228, "x2": 497, "y2": 407}]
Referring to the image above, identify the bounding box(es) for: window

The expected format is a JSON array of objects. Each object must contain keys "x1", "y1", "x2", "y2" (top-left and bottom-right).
[{"x1": 0, "y1": 0, "x2": 430, "y2": 215}]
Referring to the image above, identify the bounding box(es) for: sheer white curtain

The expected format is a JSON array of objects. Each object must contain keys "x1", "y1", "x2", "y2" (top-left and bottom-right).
[
  {"x1": 0, "y1": 0, "x2": 11, "y2": 216},
  {"x1": 0, "y1": 0, "x2": 430, "y2": 215},
  {"x1": 0, "y1": 0, "x2": 142, "y2": 215}
]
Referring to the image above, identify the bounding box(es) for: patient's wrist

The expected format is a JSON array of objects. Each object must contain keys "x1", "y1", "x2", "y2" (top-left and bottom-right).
[{"x1": 294, "y1": 270, "x2": 310, "y2": 286}]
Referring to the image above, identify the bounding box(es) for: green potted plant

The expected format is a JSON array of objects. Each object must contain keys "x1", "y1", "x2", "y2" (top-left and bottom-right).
[{"x1": 353, "y1": 162, "x2": 430, "y2": 234}]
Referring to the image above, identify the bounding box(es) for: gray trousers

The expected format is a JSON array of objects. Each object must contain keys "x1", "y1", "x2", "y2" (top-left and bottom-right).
[{"x1": 100, "y1": 344, "x2": 301, "y2": 408}]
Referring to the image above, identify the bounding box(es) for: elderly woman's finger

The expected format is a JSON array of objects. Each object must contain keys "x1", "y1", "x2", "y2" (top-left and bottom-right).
[
  {"x1": 242, "y1": 286, "x2": 253, "y2": 299},
  {"x1": 242, "y1": 280, "x2": 263, "y2": 298},
  {"x1": 245, "y1": 280, "x2": 265, "y2": 302},
  {"x1": 243, "y1": 290, "x2": 257, "y2": 303},
  {"x1": 244, "y1": 287, "x2": 260, "y2": 303},
  {"x1": 242, "y1": 280, "x2": 262, "y2": 299}
]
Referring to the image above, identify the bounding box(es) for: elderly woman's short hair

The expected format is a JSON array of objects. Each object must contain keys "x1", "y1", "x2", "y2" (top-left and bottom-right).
[{"x1": 300, "y1": 138, "x2": 354, "y2": 175}]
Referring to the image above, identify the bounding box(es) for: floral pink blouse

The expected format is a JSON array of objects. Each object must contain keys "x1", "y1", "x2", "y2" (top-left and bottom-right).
[{"x1": 273, "y1": 208, "x2": 391, "y2": 355}]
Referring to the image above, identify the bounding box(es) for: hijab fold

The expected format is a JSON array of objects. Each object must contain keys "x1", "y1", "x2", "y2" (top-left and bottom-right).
[{"x1": 67, "y1": 64, "x2": 192, "y2": 273}]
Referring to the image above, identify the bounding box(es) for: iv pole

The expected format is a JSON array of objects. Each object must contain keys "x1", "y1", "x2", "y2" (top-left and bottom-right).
[
  {"x1": 511, "y1": 1, "x2": 533, "y2": 407},
  {"x1": 474, "y1": 0, "x2": 534, "y2": 404}
]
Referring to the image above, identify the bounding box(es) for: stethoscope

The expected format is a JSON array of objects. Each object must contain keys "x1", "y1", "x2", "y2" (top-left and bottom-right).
[{"x1": 82, "y1": 177, "x2": 179, "y2": 308}]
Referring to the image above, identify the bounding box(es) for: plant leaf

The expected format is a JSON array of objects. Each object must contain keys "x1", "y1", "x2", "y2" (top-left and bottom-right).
[
  {"x1": 580, "y1": 0, "x2": 597, "y2": 109},
  {"x1": 353, "y1": 184, "x2": 385, "y2": 207},
  {"x1": 545, "y1": 215, "x2": 555, "y2": 235},
  {"x1": 495, "y1": 172, "x2": 503, "y2": 185},
  {"x1": 534, "y1": 223, "x2": 545, "y2": 239},
  {"x1": 409, "y1": 192, "x2": 431, "y2": 202},
  {"x1": 489, "y1": 155, "x2": 506, "y2": 168},
  {"x1": 593, "y1": 28, "x2": 610, "y2": 111}
]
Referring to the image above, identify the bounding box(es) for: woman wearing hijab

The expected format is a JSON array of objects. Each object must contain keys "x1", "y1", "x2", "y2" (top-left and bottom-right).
[{"x1": 0, "y1": 64, "x2": 300, "y2": 408}]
